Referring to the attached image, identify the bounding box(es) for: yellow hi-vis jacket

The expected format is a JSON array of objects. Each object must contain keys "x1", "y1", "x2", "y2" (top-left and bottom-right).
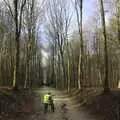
[{"x1": 43, "y1": 94, "x2": 50, "y2": 104}]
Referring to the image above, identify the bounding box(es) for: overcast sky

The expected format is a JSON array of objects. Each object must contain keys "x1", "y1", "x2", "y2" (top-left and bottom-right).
[
  {"x1": 41, "y1": 0, "x2": 97, "y2": 66},
  {"x1": 38, "y1": 0, "x2": 113, "y2": 66}
]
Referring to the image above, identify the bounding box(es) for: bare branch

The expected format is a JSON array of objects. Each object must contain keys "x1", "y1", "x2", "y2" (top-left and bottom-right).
[
  {"x1": 18, "y1": 0, "x2": 26, "y2": 34},
  {"x1": 3, "y1": 0, "x2": 14, "y2": 18}
]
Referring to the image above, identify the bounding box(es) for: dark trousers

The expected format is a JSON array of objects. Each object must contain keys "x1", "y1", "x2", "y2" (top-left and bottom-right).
[
  {"x1": 44, "y1": 102, "x2": 54, "y2": 113},
  {"x1": 44, "y1": 103, "x2": 48, "y2": 113},
  {"x1": 50, "y1": 102, "x2": 54, "y2": 112}
]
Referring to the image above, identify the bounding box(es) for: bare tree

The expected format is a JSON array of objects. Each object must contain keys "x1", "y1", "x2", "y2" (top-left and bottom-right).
[
  {"x1": 73, "y1": 0, "x2": 84, "y2": 91},
  {"x1": 3, "y1": 0, "x2": 27, "y2": 87},
  {"x1": 46, "y1": 0, "x2": 72, "y2": 89},
  {"x1": 99, "y1": 0, "x2": 109, "y2": 92}
]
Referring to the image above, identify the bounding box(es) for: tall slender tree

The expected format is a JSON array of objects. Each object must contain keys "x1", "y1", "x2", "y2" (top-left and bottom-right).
[
  {"x1": 74, "y1": 0, "x2": 84, "y2": 91},
  {"x1": 99, "y1": 0, "x2": 109, "y2": 92}
]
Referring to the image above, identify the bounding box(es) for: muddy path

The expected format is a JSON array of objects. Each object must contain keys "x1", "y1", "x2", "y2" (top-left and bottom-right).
[{"x1": 32, "y1": 87, "x2": 96, "y2": 120}]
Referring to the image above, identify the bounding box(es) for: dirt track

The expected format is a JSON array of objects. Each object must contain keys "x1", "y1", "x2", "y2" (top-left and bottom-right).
[{"x1": 31, "y1": 87, "x2": 96, "y2": 120}]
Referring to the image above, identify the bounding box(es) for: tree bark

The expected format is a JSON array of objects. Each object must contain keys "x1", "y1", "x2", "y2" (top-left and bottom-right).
[{"x1": 99, "y1": 0, "x2": 109, "y2": 92}]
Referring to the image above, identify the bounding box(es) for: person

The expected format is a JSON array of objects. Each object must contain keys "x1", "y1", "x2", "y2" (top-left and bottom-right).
[
  {"x1": 43, "y1": 92, "x2": 49, "y2": 113},
  {"x1": 43, "y1": 92, "x2": 54, "y2": 113},
  {"x1": 48, "y1": 92, "x2": 55, "y2": 112}
]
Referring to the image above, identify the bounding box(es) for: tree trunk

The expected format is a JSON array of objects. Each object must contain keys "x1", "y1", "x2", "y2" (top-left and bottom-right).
[
  {"x1": 13, "y1": 0, "x2": 20, "y2": 87},
  {"x1": 77, "y1": 0, "x2": 84, "y2": 91},
  {"x1": 67, "y1": 59, "x2": 70, "y2": 92},
  {"x1": 99, "y1": 0, "x2": 109, "y2": 92}
]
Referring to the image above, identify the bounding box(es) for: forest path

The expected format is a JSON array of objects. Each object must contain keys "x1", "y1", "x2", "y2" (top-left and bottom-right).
[{"x1": 30, "y1": 87, "x2": 97, "y2": 120}]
